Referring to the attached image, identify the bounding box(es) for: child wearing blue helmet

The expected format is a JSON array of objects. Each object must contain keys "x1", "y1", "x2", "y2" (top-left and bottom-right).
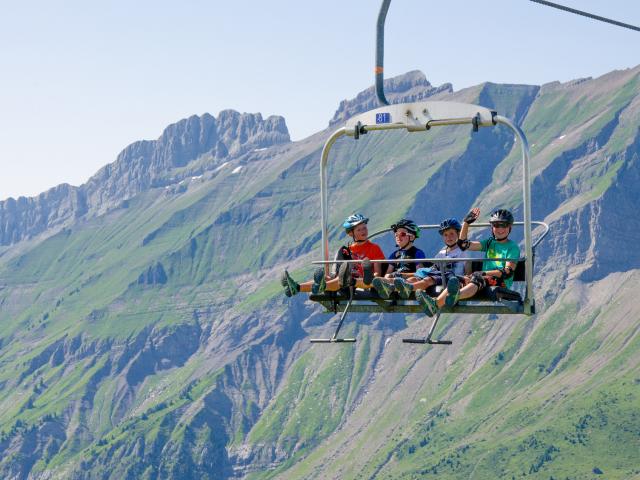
[{"x1": 281, "y1": 214, "x2": 385, "y2": 297}]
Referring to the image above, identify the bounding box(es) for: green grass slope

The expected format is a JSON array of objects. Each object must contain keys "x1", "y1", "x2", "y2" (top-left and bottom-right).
[{"x1": 0, "y1": 67, "x2": 638, "y2": 478}]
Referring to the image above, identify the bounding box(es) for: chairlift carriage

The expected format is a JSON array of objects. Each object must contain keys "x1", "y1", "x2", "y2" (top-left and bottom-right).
[
  {"x1": 307, "y1": 101, "x2": 549, "y2": 344},
  {"x1": 296, "y1": 0, "x2": 553, "y2": 345}
]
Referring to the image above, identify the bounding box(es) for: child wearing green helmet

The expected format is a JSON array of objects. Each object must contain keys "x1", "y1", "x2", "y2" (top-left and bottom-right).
[{"x1": 281, "y1": 214, "x2": 385, "y2": 297}]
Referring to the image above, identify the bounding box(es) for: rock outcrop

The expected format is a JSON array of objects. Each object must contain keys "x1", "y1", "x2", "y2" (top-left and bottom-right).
[
  {"x1": 0, "y1": 111, "x2": 290, "y2": 246},
  {"x1": 329, "y1": 70, "x2": 452, "y2": 126}
]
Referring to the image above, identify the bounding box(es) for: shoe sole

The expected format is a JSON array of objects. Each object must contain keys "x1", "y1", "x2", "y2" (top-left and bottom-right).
[
  {"x1": 372, "y1": 277, "x2": 393, "y2": 299},
  {"x1": 416, "y1": 290, "x2": 437, "y2": 317},
  {"x1": 445, "y1": 276, "x2": 460, "y2": 307},
  {"x1": 281, "y1": 271, "x2": 293, "y2": 297},
  {"x1": 362, "y1": 259, "x2": 373, "y2": 285},
  {"x1": 394, "y1": 277, "x2": 412, "y2": 299},
  {"x1": 312, "y1": 267, "x2": 326, "y2": 294}
]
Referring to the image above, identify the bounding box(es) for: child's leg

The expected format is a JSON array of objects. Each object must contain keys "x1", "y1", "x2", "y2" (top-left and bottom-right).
[
  {"x1": 436, "y1": 282, "x2": 478, "y2": 308},
  {"x1": 324, "y1": 277, "x2": 342, "y2": 292},
  {"x1": 409, "y1": 277, "x2": 435, "y2": 290},
  {"x1": 355, "y1": 278, "x2": 372, "y2": 289}
]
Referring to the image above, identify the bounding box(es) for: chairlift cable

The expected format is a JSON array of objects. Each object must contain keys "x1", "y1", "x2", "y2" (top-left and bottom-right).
[{"x1": 529, "y1": 0, "x2": 640, "y2": 32}]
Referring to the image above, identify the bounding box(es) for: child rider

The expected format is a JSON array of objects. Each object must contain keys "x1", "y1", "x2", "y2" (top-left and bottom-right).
[
  {"x1": 281, "y1": 213, "x2": 385, "y2": 297},
  {"x1": 418, "y1": 208, "x2": 520, "y2": 316}
]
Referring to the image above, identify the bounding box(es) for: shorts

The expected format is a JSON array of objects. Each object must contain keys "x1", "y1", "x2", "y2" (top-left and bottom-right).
[{"x1": 415, "y1": 268, "x2": 457, "y2": 286}]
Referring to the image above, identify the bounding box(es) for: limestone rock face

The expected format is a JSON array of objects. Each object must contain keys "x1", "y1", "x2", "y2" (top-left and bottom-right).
[
  {"x1": 0, "y1": 111, "x2": 290, "y2": 246},
  {"x1": 329, "y1": 70, "x2": 453, "y2": 126},
  {"x1": 0, "y1": 183, "x2": 87, "y2": 245},
  {"x1": 137, "y1": 262, "x2": 168, "y2": 286}
]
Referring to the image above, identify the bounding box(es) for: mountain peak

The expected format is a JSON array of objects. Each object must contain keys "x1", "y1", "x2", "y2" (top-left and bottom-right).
[
  {"x1": 329, "y1": 70, "x2": 453, "y2": 126},
  {"x1": 0, "y1": 110, "x2": 290, "y2": 246}
]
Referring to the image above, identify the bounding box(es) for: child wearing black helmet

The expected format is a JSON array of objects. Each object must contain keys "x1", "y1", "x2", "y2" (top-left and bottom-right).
[
  {"x1": 384, "y1": 219, "x2": 426, "y2": 276},
  {"x1": 281, "y1": 213, "x2": 385, "y2": 297},
  {"x1": 418, "y1": 208, "x2": 520, "y2": 317},
  {"x1": 374, "y1": 217, "x2": 465, "y2": 299},
  {"x1": 370, "y1": 219, "x2": 426, "y2": 297}
]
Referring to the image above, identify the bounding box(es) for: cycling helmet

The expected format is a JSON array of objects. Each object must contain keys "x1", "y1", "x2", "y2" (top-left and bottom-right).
[
  {"x1": 343, "y1": 213, "x2": 369, "y2": 233},
  {"x1": 438, "y1": 218, "x2": 462, "y2": 234},
  {"x1": 489, "y1": 209, "x2": 514, "y2": 225},
  {"x1": 391, "y1": 218, "x2": 420, "y2": 238}
]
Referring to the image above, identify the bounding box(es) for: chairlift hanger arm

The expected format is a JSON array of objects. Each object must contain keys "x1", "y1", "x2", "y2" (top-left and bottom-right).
[{"x1": 375, "y1": 0, "x2": 391, "y2": 106}]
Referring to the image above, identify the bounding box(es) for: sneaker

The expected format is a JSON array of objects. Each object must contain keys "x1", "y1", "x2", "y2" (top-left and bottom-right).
[
  {"x1": 394, "y1": 277, "x2": 413, "y2": 299},
  {"x1": 280, "y1": 270, "x2": 299, "y2": 297},
  {"x1": 416, "y1": 290, "x2": 438, "y2": 317},
  {"x1": 445, "y1": 276, "x2": 460, "y2": 307},
  {"x1": 338, "y1": 262, "x2": 352, "y2": 288},
  {"x1": 311, "y1": 267, "x2": 326, "y2": 295},
  {"x1": 372, "y1": 277, "x2": 394, "y2": 299},
  {"x1": 362, "y1": 259, "x2": 374, "y2": 286}
]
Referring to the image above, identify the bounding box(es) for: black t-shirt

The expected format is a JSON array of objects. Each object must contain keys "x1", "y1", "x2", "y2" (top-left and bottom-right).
[{"x1": 387, "y1": 245, "x2": 426, "y2": 273}]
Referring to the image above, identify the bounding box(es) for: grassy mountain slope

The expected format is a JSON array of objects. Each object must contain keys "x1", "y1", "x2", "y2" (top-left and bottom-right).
[{"x1": 0, "y1": 67, "x2": 639, "y2": 479}]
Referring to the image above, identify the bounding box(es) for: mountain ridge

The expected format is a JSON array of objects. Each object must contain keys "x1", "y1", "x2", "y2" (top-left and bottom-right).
[
  {"x1": 0, "y1": 110, "x2": 290, "y2": 247},
  {"x1": 0, "y1": 65, "x2": 639, "y2": 479}
]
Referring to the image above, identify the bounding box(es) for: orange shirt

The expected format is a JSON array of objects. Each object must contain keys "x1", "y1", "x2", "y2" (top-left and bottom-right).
[{"x1": 349, "y1": 241, "x2": 385, "y2": 277}]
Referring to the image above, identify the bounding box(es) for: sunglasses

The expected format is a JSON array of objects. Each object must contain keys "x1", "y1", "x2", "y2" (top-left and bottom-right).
[
  {"x1": 492, "y1": 222, "x2": 510, "y2": 229},
  {"x1": 394, "y1": 231, "x2": 410, "y2": 238}
]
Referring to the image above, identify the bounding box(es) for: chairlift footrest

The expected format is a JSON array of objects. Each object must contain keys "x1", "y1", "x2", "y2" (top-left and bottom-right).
[
  {"x1": 402, "y1": 338, "x2": 452, "y2": 345},
  {"x1": 310, "y1": 338, "x2": 357, "y2": 343}
]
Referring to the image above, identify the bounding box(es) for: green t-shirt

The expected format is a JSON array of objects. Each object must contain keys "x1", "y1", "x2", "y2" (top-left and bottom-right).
[{"x1": 479, "y1": 238, "x2": 520, "y2": 288}]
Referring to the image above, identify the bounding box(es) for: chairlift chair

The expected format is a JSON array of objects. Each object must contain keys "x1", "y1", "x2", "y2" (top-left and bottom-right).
[
  {"x1": 304, "y1": 0, "x2": 550, "y2": 344},
  {"x1": 307, "y1": 102, "x2": 549, "y2": 344}
]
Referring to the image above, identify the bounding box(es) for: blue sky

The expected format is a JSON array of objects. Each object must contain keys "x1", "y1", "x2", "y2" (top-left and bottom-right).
[{"x1": 1, "y1": 0, "x2": 638, "y2": 200}]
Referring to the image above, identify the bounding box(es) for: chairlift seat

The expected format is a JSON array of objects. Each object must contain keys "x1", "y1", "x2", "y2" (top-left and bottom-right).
[
  {"x1": 308, "y1": 257, "x2": 533, "y2": 315},
  {"x1": 309, "y1": 287, "x2": 526, "y2": 315}
]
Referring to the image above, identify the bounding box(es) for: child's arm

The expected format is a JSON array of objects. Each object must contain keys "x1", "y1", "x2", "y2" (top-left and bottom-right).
[{"x1": 459, "y1": 208, "x2": 482, "y2": 251}]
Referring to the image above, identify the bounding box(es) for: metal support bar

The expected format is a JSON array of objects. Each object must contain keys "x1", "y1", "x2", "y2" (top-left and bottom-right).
[
  {"x1": 375, "y1": 0, "x2": 392, "y2": 106},
  {"x1": 495, "y1": 116, "x2": 533, "y2": 315},
  {"x1": 320, "y1": 128, "x2": 346, "y2": 277},
  {"x1": 402, "y1": 311, "x2": 452, "y2": 345},
  {"x1": 310, "y1": 287, "x2": 357, "y2": 343}
]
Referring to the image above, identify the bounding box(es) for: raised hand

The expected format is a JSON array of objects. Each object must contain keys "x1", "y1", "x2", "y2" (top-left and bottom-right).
[{"x1": 464, "y1": 208, "x2": 480, "y2": 224}]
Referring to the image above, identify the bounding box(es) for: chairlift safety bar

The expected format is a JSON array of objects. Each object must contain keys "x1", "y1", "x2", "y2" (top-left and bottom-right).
[
  {"x1": 311, "y1": 257, "x2": 523, "y2": 265},
  {"x1": 368, "y1": 221, "x2": 550, "y2": 250}
]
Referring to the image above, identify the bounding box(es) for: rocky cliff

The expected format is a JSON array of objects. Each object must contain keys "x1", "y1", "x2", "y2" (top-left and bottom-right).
[
  {"x1": 329, "y1": 70, "x2": 452, "y2": 126},
  {"x1": 0, "y1": 67, "x2": 639, "y2": 479},
  {"x1": 0, "y1": 111, "x2": 290, "y2": 246}
]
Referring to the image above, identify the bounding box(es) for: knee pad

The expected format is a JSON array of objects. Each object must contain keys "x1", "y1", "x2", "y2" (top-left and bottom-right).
[{"x1": 470, "y1": 272, "x2": 486, "y2": 289}]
